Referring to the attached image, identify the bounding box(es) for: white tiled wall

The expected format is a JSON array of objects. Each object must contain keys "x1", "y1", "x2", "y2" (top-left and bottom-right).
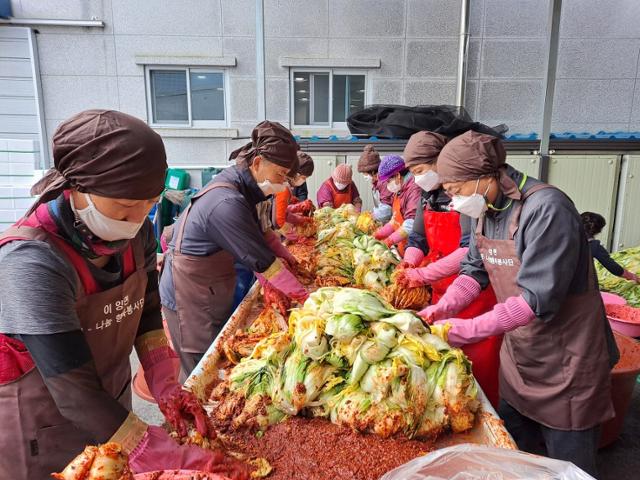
[{"x1": 0, "y1": 139, "x2": 38, "y2": 232}]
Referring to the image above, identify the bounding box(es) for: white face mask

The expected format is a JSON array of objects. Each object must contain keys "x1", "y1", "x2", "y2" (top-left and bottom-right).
[
  {"x1": 363, "y1": 174, "x2": 372, "y2": 183},
  {"x1": 258, "y1": 179, "x2": 287, "y2": 196},
  {"x1": 334, "y1": 181, "x2": 349, "y2": 191},
  {"x1": 71, "y1": 193, "x2": 144, "y2": 242},
  {"x1": 386, "y1": 179, "x2": 401, "y2": 194},
  {"x1": 450, "y1": 179, "x2": 489, "y2": 219},
  {"x1": 414, "y1": 170, "x2": 439, "y2": 192}
]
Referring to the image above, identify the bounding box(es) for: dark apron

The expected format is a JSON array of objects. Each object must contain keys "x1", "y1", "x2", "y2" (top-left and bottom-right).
[
  {"x1": 0, "y1": 206, "x2": 147, "y2": 479},
  {"x1": 475, "y1": 184, "x2": 615, "y2": 430},
  {"x1": 167, "y1": 182, "x2": 237, "y2": 362}
]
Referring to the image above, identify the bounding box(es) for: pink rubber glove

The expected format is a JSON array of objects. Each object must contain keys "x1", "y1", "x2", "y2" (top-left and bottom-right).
[
  {"x1": 385, "y1": 229, "x2": 407, "y2": 246},
  {"x1": 418, "y1": 275, "x2": 481, "y2": 323},
  {"x1": 129, "y1": 425, "x2": 248, "y2": 478},
  {"x1": 264, "y1": 229, "x2": 297, "y2": 265},
  {"x1": 623, "y1": 270, "x2": 640, "y2": 283},
  {"x1": 374, "y1": 222, "x2": 395, "y2": 240},
  {"x1": 403, "y1": 247, "x2": 425, "y2": 268},
  {"x1": 256, "y1": 260, "x2": 308, "y2": 303},
  {"x1": 403, "y1": 247, "x2": 469, "y2": 286},
  {"x1": 435, "y1": 295, "x2": 535, "y2": 347}
]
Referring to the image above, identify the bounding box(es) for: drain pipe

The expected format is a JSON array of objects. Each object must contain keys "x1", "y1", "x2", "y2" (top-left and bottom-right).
[
  {"x1": 455, "y1": 0, "x2": 470, "y2": 110},
  {"x1": 256, "y1": 0, "x2": 266, "y2": 121},
  {"x1": 538, "y1": 0, "x2": 563, "y2": 182}
]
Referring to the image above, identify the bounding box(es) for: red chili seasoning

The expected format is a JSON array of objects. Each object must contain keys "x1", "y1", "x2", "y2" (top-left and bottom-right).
[{"x1": 212, "y1": 417, "x2": 435, "y2": 480}]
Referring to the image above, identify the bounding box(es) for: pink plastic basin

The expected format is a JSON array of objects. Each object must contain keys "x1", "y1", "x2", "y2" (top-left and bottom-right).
[
  {"x1": 601, "y1": 292, "x2": 627, "y2": 305},
  {"x1": 606, "y1": 304, "x2": 640, "y2": 338}
]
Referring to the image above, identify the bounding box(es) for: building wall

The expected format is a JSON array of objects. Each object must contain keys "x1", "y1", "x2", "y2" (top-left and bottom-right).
[
  {"x1": 0, "y1": 27, "x2": 42, "y2": 142},
  {"x1": 5, "y1": 0, "x2": 640, "y2": 170}
]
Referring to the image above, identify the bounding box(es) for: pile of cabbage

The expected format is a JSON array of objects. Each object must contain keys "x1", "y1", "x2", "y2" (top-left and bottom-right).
[
  {"x1": 596, "y1": 245, "x2": 640, "y2": 307},
  {"x1": 222, "y1": 288, "x2": 479, "y2": 440},
  {"x1": 314, "y1": 205, "x2": 399, "y2": 291}
]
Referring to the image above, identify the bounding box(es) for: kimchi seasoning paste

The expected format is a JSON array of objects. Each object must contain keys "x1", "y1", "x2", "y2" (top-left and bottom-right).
[{"x1": 214, "y1": 417, "x2": 436, "y2": 480}]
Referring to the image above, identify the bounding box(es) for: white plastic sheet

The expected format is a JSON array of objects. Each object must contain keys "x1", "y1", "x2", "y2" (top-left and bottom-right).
[{"x1": 380, "y1": 444, "x2": 595, "y2": 480}]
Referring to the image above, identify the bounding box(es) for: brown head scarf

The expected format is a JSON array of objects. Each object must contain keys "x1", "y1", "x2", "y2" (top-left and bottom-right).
[
  {"x1": 403, "y1": 131, "x2": 447, "y2": 168},
  {"x1": 28, "y1": 109, "x2": 167, "y2": 216},
  {"x1": 357, "y1": 144, "x2": 381, "y2": 173},
  {"x1": 436, "y1": 131, "x2": 521, "y2": 199},
  {"x1": 296, "y1": 151, "x2": 315, "y2": 177},
  {"x1": 229, "y1": 121, "x2": 299, "y2": 175}
]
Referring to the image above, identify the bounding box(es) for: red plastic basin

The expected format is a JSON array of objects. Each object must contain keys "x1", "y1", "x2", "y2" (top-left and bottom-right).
[
  {"x1": 132, "y1": 318, "x2": 178, "y2": 403},
  {"x1": 135, "y1": 470, "x2": 230, "y2": 480},
  {"x1": 599, "y1": 332, "x2": 640, "y2": 448}
]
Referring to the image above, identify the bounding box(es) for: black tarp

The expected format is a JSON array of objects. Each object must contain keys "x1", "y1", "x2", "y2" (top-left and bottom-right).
[{"x1": 347, "y1": 104, "x2": 508, "y2": 140}]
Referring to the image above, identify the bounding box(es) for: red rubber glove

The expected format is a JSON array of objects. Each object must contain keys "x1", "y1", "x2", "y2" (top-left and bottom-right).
[
  {"x1": 158, "y1": 388, "x2": 210, "y2": 438},
  {"x1": 285, "y1": 210, "x2": 314, "y2": 226},
  {"x1": 264, "y1": 229, "x2": 297, "y2": 265},
  {"x1": 136, "y1": 331, "x2": 208, "y2": 438},
  {"x1": 129, "y1": 425, "x2": 249, "y2": 479}
]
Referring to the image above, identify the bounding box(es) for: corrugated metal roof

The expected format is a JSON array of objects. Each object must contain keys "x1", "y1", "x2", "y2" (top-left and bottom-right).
[{"x1": 295, "y1": 132, "x2": 640, "y2": 153}]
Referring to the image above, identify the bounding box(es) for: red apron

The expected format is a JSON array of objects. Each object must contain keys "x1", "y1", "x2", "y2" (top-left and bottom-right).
[
  {"x1": 477, "y1": 184, "x2": 615, "y2": 430},
  {"x1": 423, "y1": 206, "x2": 501, "y2": 407},
  {"x1": 391, "y1": 195, "x2": 407, "y2": 256},
  {"x1": 0, "y1": 202, "x2": 147, "y2": 478},
  {"x1": 325, "y1": 179, "x2": 353, "y2": 208}
]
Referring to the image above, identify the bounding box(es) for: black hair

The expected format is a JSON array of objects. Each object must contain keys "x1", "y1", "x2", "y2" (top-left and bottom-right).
[{"x1": 581, "y1": 211, "x2": 606, "y2": 238}]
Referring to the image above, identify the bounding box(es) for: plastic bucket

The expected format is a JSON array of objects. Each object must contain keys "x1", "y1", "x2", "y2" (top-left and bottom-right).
[
  {"x1": 132, "y1": 318, "x2": 179, "y2": 403},
  {"x1": 599, "y1": 332, "x2": 640, "y2": 448},
  {"x1": 134, "y1": 470, "x2": 230, "y2": 480}
]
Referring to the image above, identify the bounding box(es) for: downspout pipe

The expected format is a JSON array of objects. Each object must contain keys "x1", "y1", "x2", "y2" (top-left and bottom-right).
[
  {"x1": 255, "y1": 0, "x2": 266, "y2": 121},
  {"x1": 538, "y1": 0, "x2": 563, "y2": 181},
  {"x1": 455, "y1": 0, "x2": 470, "y2": 110}
]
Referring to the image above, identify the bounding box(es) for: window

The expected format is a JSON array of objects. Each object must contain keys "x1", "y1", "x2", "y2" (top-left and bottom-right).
[
  {"x1": 146, "y1": 67, "x2": 227, "y2": 127},
  {"x1": 291, "y1": 70, "x2": 367, "y2": 128}
]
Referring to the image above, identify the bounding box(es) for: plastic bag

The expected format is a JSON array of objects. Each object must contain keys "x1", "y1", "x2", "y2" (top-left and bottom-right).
[{"x1": 380, "y1": 444, "x2": 595, "y2": 480}]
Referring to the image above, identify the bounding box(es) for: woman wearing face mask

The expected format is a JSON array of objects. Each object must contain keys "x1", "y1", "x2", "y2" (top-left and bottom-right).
[
  {"x1": 420, "y1": 131, "x2": 618, "y2": 477},
  {"x1": 394, "y1": 131, "x2": 501, "y2": 408},
  {"x1": 0, "y1": 110, "x2": 245, "y2": 478},
  {"x1": 159, "y1": 121, "x2": 308, "y2": 379},
  {"x1": 373, "y1": 155, "x2": 422, "y2": 255},
  {"x1": 272, "y1": 151, "x2": 315, "y2": 229},
  {"x1": 356, "y1": 144, "x2": 393, "y2": 223},
  {"x1": 317, "y1": 164, "x2": 362, "y2": 210}
]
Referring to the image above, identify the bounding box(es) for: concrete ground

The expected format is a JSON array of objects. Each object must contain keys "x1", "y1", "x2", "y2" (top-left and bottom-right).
[
  {"x1": 130, "y1": 353, "x2": 639, "y2": 479},
  {"x1": 130, "y1": 351, "x2": 164, "y2": 426}
]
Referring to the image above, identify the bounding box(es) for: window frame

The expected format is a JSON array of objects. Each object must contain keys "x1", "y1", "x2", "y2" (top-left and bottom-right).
[
  {"x1": 145, "y1": 66, "x2": 229, "y2": 128},
  {"x1": 289, "y1": 68, "x2": 370, "y2": 130}
]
